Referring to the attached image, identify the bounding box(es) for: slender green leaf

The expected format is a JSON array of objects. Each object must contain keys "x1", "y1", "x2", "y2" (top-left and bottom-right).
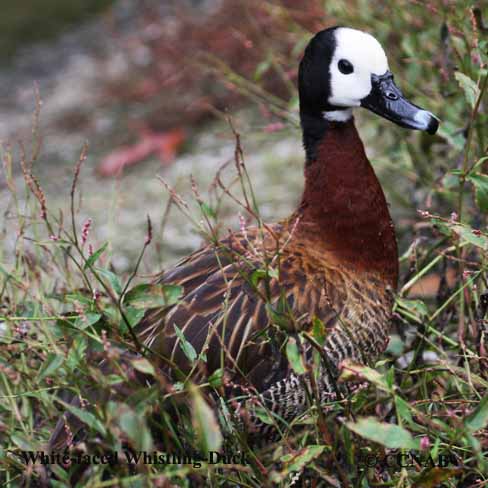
[
  {"x1": 37, "y1": 353, "x2": 64, "y2": 381},
  {"x1": 395, "y1": 396, "x2": 414, "y2": 425},
  {"x1": 346, "y1": 417, "x2": 419, "y2": 449},
  {"x1": 272, "y1": 445, "x2": 327, "y2": 482},
  {"x1": 454, "y1": 71, "x2": 479, "y2": 108},
  {"x1": 396, "y1": 297, "x2": 429, "y2": 319},
  {"x1": 10, "y1": 434, "x2": 36, "y2": 451},
  {"x1": 339, "y1": 360, "x2": 391, "y2": 393},
  {"x1": 190, "y1": 385, "x2": 222, "y2": 454},
  {"x1": 199, "y1": 202, "x2": 217, "y2": 219},
  {"x1": 450, "y1": 224, "x2": 488, "y2": 250},
  {"x1": 311, "y1": 317, "x2": 326, "y2": 346},
  {"x1": 61, "y1": 401, "x2": 106, "y2": 437},
  {"x1": 123, "y1": 306, "x2": 146, "y2": 329},
  {"x1": 174, "y1": 324, "x2": 197, "y2": 362},
  {"x1": 282, "y1": 445, "x2": 325, "y2": 473},
  {"x1": 468, "y1": 156, "x2": 488, "y2": 174},
  {"x1": 74, "y1": 312, "x2": 101, "y2": 330},
  {"x1": 465, "y1": 395, "x2": 488, "y2": 432},
  {"x1": 95, "y1": 267, "x2": 122, "y2": 295},
  {"x1": 254, "y1": 406, "x2": 274, "y2": 425},
  {"x1": 208, "y1": 368, "x2": 223, "y2": 388},
  {"x1": 286, "y1": 337, "x2": 306, "y2": 375},
  {"x1": 119, "y1": 407, "x2": 153, "y2": 451},
  {"x1": 250, "y1": 269, "x2": 268, "y2": 288},
  {"x1": 468, "y1": 174, "x2": 488, "y2": 213},
  {"x1": 124, "y1": 283, "x2": 182, "y2": 309},
  {"x1": 131, "y1": 358, "x2": 156, "y2": 376},
  {"x1": 83, "y1": 242, "x2": 108, "y2": 270}
]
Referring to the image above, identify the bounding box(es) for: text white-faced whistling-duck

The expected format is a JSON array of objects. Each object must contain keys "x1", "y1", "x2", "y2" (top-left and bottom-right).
[{"x1": 50, "y1": 26, "x2": 439, "y2": 448}]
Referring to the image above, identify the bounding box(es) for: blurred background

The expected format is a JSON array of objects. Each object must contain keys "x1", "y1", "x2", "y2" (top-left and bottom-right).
[
  {"x1": 1, "y1": 0, "x2": 309, "y2": 273},
  {"x1": 0, "y1": 0, "x2": 485, "y2": 284}
]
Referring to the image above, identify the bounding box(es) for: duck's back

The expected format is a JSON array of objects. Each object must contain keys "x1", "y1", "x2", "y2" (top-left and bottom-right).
[{"x1": 136, "y1": 221, "x2": 394, "y2": 393}]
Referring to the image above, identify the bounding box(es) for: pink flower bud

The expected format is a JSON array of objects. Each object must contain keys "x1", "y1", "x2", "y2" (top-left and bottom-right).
[
  {"x1": 420, "y1": 436, "x2": 431, "y2": 450},
  {"x1": 81, "y1": 218, "x2": 92, "y2": 246}
]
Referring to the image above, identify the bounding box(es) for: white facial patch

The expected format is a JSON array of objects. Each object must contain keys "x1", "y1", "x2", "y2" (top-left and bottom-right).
[{"x1": 328, "y1": 28, "x2": 389, "y2": 108}]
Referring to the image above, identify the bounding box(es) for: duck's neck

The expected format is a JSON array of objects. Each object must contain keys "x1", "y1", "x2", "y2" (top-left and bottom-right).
[{"x1": 297, "y1": 115, "x2": 398, "y2": 288}]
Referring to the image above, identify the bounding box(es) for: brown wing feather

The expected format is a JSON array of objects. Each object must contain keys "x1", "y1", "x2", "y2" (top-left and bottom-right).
[{"x1": 135, "y1": 223, "x2": 348, "y2": 391}]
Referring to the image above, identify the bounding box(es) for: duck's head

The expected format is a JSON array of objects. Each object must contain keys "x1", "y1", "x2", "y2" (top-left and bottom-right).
[{"x1": 299, "y1": 27, "x2": 439, "y2": 134}]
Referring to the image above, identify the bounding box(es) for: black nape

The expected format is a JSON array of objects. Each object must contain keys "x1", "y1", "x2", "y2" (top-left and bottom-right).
[
  {"x1": 298, "y1": 26, "x2": 343, "y2": 163},
  {"x1": 300, "y1": 111, "x2": 329, "y2": 162},
  {"x1": 300, "y1": 113, "x2": 351, "y2": 163}
]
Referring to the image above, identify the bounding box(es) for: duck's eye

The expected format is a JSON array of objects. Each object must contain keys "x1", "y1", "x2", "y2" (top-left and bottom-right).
[{"x1": 338, "y1": 59, "x2": 354, "y2": 74}]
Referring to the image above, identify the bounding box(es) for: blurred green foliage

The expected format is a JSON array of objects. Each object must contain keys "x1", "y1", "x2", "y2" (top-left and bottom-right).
[{"x1": 0, "y1": 0, "x2": 114, "y2": 59}]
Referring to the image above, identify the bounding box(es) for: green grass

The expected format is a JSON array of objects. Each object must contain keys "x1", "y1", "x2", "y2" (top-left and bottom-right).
[{"x1": 1, "y1": 1, "x2": 487, "y2": 486}]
